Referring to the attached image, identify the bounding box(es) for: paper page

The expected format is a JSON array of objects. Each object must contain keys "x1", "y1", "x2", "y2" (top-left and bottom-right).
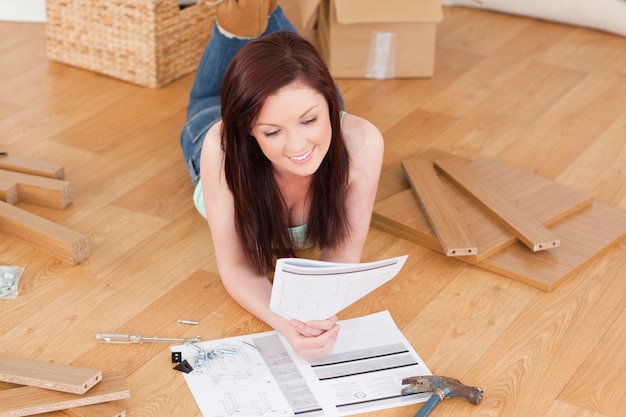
[
  {"x1": 173, "y1": 310, "x2": 431, "y2": 417},
  {"x1": 270, "y1": 255, "x2": 408, "y2": 321}
]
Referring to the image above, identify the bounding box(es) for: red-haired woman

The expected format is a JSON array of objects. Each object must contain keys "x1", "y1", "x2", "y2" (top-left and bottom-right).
[{"x1": 180, "y1": 0, "x2": 383, "y2": 360}]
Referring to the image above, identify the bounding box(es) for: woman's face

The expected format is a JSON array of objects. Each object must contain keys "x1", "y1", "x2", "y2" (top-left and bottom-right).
[{"x1": 250, "y1": 81, "x2": 332, "y2": 179}]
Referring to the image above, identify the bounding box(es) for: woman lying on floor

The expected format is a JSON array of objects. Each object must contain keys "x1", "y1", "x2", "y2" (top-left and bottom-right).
[{"x1": 180, "y1": 0, "x2": 384, "y2": 361}]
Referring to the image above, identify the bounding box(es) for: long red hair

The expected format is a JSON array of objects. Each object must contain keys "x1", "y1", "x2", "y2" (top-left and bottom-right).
[{"x1": 219, "y1": 30, "x2": 350, "y2": 274}]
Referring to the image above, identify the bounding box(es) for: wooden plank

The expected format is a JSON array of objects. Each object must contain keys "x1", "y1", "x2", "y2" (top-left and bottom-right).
[
  {"x1": 0, "y1": 358, "x2": 96, "y2": 394},
  {"x1": 0, "y1": 179, "x2": 17, "y2": 205},
  {"x1": 0, "y1": 201, "x2": 89, "y2": 264},
  {"x1": 473, "y1": 202, "x2": 626, "y2": 291},
  {"x1": 0, "y1": 355, "x2": 101, "y2": 395},
  {"x1": 376, "y1": 194, "x2": 626, "y2": 291},
  {"x1": 373, "y1": 154, "x2": 592, "y2": 261},
  {"x1": 0, "y1": 155, "x2": 65, "y2": 179},
  {"x1": 64, "y1": 402, "x2": 126, "y2": 417},
  {"x1": 0, "y1": 370, "x2": 129, "y2": 417},
  {"x1": 401, "y1": 158, "x2": 477, "y2": 256},
  {"x1": 0, "y1": 169, "x2": 72, "y2": 209},
  {"x1": 434, "y1": 157, "x2": 561, "y2": 252}
]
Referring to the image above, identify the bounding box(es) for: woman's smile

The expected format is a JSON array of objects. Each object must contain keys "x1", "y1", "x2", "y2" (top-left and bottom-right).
[{"x1": 289, "y1": 147, "x2": 315, "y2": 163}]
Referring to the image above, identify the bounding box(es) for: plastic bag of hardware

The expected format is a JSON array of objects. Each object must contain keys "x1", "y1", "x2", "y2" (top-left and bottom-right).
[{"x1": 0, "y1": 265, "x2": 24, "y2": 299}]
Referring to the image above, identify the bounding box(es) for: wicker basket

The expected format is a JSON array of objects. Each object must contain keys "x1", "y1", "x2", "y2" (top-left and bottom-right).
[{"x1": 45, "y1": 0, "x2": 217, "y2": 88}]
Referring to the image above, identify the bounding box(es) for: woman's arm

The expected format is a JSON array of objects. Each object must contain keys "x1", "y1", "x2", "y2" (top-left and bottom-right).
[
  {"x1": 320, "y1": 113, "x2": 384, "y2": 263},
  {"x1": 200, "y1": 122, "x2": 339, "y2": 360}
]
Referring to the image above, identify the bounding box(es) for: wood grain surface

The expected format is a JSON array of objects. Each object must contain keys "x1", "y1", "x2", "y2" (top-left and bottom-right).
[
  {"x1": 374, "y1": 154, "x2": 592, "y2": 261},
  {"x1": 0, "y1": 170, "x2": 72, "y2": 209},
  {"x1": 63, "y1": 402, "x2": 126, "y2": 417},
  {"x1": 0, "y1": 155, "x2": 65, "y2": 180},
  {"x1": 0, "y1": 2, "x2": 624, "y2": 417},
  {"x1": 0, "y1": 371, "x2": 129, "y2": 417},
  {"x1": 0, "y1": 355, "x2": 101, "y2": 394},
  {"x1": 435, "y1": 157, "x2": 561, "y2": 251},
  {"x1": 402, "y1": 158, "x2": 477, "y2": 256},
  {"x1": 0, "y1": 201, "x2": 89, "y2": 264}
]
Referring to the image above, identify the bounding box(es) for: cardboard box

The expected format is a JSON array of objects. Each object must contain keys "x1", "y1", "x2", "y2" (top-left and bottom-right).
[
  {"x1": 317, "y1": 0, "x2": 443, "y2": 79},
  {"x1": 278, "y1": 0, "x2": 319, "y2": 39},
  {"x1": 299, "y1": 0, "x2": 324, "y2": 30}
]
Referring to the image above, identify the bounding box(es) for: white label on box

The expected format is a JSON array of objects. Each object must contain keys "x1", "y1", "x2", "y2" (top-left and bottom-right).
[{"x1": 366, "y1": 31, "x2": 397, "y2": 79}]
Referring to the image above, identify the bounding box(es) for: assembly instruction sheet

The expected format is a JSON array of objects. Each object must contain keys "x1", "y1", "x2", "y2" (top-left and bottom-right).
[
  {"x1": 173, "y1": 310, "x2": 431, "y2": 417},
  {"x1": 270, "y1": 255, "x2": 408, "y2": 321}
]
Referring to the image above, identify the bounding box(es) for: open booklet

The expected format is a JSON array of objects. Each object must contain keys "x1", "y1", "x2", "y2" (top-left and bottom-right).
[
  {"x1": 270, "y1": 255, "x2": 408, "y2": 321},
  {"x1": 173, "y1": 310, "x2": 431, "y2": 417}
]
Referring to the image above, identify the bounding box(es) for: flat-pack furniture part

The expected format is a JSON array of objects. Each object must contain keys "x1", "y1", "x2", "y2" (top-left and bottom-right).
[
  {"x1": 0, "y1": 201, "x2": 89, "y2": 264},
  {"x1": 0, "y1": 155, "x2": 65, "y2": 179},
  {"x1": 0, "y1": 170, "x2": 72, "y2": 209},
  {"x1": 372, "y1": 151, "x2": 626, "y2": 291},
  {"x1": 0, "y1": 179, "x2": 18, "y2": 205},
  {"x1": 374, "y1": 153, "x2": 592, "y2": 262},
  {"x1": 402, "y1": 158, "x2": 477, "y2": 257},
  {"x1": 0, "y1": 355, "x2": 101, "y2": 395},
  {"x1": 0, "y1": 156, "x2": 89, "y2": 263},
  {"x1": 63, "y1": 402, "x2": 126, "y2": 417},
  {"x1": 434, "y1": 157, "x2": 561, "y2": 252},
  {"x1": 0, "y1": 370, "x2": 129, "y2": 417}
]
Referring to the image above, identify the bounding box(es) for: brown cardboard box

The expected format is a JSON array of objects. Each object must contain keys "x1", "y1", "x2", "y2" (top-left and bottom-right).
[
  {"x1": 278, "y1": 0, "x2": 320, "y2": 40},
  {"x1": 317, "y1": 0, "x2": 443, "y2": 79},
  {"x1": 299, "y1": 0, "x2": 323, "y2": 30}
]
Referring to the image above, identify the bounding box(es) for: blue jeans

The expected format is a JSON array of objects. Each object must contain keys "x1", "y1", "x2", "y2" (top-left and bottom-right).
[{"x1": 180, "y1": 6, "x2": 297, "y2": 186}]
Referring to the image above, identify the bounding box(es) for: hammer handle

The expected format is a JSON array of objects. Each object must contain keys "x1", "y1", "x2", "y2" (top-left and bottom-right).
[{"x1": 414, "y1": 393, "x2": 442, "y2": 417}]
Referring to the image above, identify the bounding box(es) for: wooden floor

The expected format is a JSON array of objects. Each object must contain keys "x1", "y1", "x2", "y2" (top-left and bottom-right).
[{"x1": 1, "y1": 5, "x2": 625, "y2": 417}]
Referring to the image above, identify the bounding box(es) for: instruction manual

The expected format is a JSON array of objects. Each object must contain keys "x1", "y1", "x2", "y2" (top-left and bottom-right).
[
  {"x1": 270, "y1": 255, "x2": 408, "y2": 321},
  {"x1": 173, "y1": 310, "x2": 431, "y2": 417}
]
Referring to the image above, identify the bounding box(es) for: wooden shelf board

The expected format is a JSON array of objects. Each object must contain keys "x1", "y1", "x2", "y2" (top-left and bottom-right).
[
  {"x1": 0, "y1": 355, "x2": 101, "y2": 395},
  {"x1": 373, "y1": 152, "x2": 592, "y2": 261},
  {"x1": 435, "y1": 157, "x2": 561, "y2": 252},
  {"x1": 0, "y1": 371, "x2": 129, "y2": 417},
  {"x1": 402, "y1": 158, "x2": 477, "y2": 256}
]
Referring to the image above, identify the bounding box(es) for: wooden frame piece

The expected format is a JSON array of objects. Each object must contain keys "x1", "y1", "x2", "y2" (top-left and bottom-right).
[
  {"x1": 0, "y1": 179, "x2": 17, "y2": 205},
  {"x1": 469, "y1": 202, "x2": 626, "y2": 291},
  {"x1": 0, "y1": 155, "x2": 65, "y2": 179},
  {"x1": 402, "y1": 158, "x2": 477, "y2": 256},
  {"x1": 0, "y1": 371, "x2": 129, "y2": 417},
  {"x1": 0, "y1": 169, "x2": 72, "y2": 209},
  {"x1": 374, "y1": 155, "x2": 591, "y2": 261},
  {"x1": 434, "y1": 157, "x2": 560, "y2": 252},
  {"x1": 0, "y1": 355, "x2": 101, "y2": 395},
  {"x1": 372, "y1": 152, "x2": 626, "y2": 291},
  {"x1": 63, "y1": 402, "x2": 126, "y2": 417},
  {"x1": 375, "y1": 192, "x2": 626, "y2": 291},
  {"x1": 0, "y1": 201, "x2": 89, "y2": 264}
]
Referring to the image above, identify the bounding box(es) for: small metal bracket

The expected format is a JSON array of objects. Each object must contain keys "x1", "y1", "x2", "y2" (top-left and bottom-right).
[{"x1": 173, "y1": 359, "x2": 193, "y2": 373}]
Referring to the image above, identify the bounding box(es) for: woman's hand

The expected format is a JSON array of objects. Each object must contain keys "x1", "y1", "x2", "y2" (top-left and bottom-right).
[{"x1": 283, "y1": 316, "x2": 340, "y2": 361}]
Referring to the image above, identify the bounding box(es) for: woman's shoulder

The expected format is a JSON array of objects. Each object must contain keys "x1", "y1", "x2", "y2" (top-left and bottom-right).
[
  {"x1": 204, "y1": 120, "x2": 223, "y2": 148},
  {"x1": 341, "y1": 112, "x2": 384, "y2": 161},
  {"x1": 199, "y1": 120, "x2": 225, "y2": 179}
]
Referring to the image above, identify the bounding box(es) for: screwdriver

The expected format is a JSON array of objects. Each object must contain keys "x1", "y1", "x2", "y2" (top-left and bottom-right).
[{"x1": 96, "y1": 332, "x2": 201, "y2": 344}]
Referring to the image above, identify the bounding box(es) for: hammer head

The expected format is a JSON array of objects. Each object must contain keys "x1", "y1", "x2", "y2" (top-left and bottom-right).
[{"x1": 401, "y1": 375, "x2": 484, "y2": 405}]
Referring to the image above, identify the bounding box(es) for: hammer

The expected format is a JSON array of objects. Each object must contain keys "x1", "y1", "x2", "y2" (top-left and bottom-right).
[{"x1": 401, "y1": 375, "x2": 484, "y2": 417}]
